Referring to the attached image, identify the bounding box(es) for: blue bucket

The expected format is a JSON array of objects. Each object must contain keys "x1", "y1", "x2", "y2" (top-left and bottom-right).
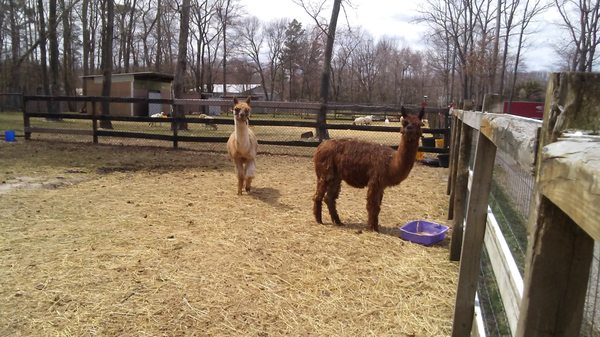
[{"x1": 5, "y1": 130, "x2": 16, "y2": 142}]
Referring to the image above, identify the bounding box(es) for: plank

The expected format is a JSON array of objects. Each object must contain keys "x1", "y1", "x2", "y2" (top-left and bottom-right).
[
  {"x1": 479, "y1": 114, "x2": 541, "y2": 172},
  {"x1": 449, "y1": 122, "x2": 473, "y2": 261},
  {"x1": 25, "y1": 127, "x2": 93, "y2": 136},
  {"x1": 451, "y1": 132, "x2": 497, "y2": 337},
  {"x1": 538, "y1": 140, "x2": 600, "y2": 241},
  {"x1": 484, "y1": 209, "x2": 524, "y2": 336}
]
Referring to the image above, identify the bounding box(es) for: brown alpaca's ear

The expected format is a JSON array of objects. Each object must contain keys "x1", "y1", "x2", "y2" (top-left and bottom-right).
[
  {"x1": 233, "y1": 97, "x2": 239, "y2": 105},
  {"x1": 418, "y1": 107, "x2": 425, "y2": 120},
  {"x1": 401, "y1": 106, "x2": 408, "y2": 119},
  {"x1": 246, "y1": 96, "x2": 252, "y2": 105}
]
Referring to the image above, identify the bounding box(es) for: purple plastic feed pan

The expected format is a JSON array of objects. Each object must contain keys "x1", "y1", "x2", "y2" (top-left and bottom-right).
[{"x1": 399, "y1": 220, "x2": 449, "y2": 246}]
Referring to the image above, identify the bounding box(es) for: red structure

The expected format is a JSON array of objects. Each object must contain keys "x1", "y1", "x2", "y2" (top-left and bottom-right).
[{"x1": 504, "y1": 101, "x2": 544, "y2": 119}]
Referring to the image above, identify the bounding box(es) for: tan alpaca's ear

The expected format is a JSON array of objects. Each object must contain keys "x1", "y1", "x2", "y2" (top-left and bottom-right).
[
  {"x1": 233, "y1": 97, "x2": 239, "y2": 105},
  {"x1": 246, "y1": 96, "x2": 252, "y2": 105}
]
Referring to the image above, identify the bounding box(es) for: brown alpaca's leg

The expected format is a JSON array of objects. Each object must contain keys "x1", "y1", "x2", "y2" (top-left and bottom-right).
[
  {"x1": 325, "y1": 178, "x2": 343, "y2": 226},
  {"x1": 313, "y1": 178, "x2": 328, "y2": 224},
  {"x1": 366, "y1": 184, "x2": 384, "y2": 232}
]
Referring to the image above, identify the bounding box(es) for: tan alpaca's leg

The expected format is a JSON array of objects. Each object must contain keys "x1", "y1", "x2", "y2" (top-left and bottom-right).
[
  {"x1": 366, "y1": 185, "x2": 384, "y2": 232},
  {"x1": 313, "y1": 178, "x2": 328, "y2": 224},
  {"x1": 235, "y1": 160, "x2": 245, "y2": 195},
  {"x1": 244, "y1": 160, "x2": 256, "y2": 193},
  {"x1": 325, "y1": 178, "x2": 343, "y2": 226}
]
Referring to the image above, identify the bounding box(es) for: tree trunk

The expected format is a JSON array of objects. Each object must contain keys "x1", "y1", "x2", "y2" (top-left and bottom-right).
[
  {"x1": 173, "y1": 0, "x2": 190, "y2": 130},
  {"x1": 48, "y1": 0, "x2": 60, "y2": 116},
  {"x1": 36, "y1": 0, "x2": 50, "y2": 98},
  {"x1": 316, "y1": 0, "x2": 341, "y2": 140},
  {"x1": 82, "y1": 0, "x2": 90, "y2": 96},
  {"x1": 155, "y1": 0, "x2": 162, "y2": 72},
  {"x1": 8, "y1": 0, "x2": 21, "y2": 93},
  {"x1": 60, "y1": 0, "x2": 75, "y2": 111},
  {"x1": 100, "y1": 0, "x2": 114, "y2": 129}
]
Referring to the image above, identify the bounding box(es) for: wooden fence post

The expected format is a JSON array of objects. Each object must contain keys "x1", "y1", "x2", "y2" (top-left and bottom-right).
[
  {"x1": 449, "y1": 121, "x2": 474, "y2": 261},
  {"x1": 23, "y1": 95, "x2": 31, "y2": 140},
  {"x1": 447, "y1": 115, "x2": 462, "y2": 217},
  {"x1": 451, "y1": 131, "x2": 496, "y2": 337},
  {"x1": 447, "y1": 114, "x2": 457, "y2": 196},
  {"x1": 92, "y1": 101, "x2": 98, "y2": 144},
  {"x1": 515, "y1": 72, "x2": 597, "y2": 337}
]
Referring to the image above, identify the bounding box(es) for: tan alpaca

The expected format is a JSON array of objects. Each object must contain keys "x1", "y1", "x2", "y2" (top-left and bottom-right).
[
  {"x1": 227, "y1": 97, "x2": 258, "y2": 195},
  {"x1": 313, "y1": 107, "x2": 425, "y2": 232}
]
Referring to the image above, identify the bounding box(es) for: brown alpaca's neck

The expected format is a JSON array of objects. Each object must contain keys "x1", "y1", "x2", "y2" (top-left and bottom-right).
[{"x1": 388, "y1": 136, "x2": 419, "y2": 185}]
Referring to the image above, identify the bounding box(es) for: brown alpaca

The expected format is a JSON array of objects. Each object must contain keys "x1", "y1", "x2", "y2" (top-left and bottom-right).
[
  {"x1": 313, "y1": 107, "x2": 424, "y2": 232},
  {"x1": 227, "y1": 97, "x2": 258, "y2": 195}
]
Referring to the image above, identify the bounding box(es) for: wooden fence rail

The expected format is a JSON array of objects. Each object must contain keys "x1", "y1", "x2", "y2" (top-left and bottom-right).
[{"x1": 20, "y1": 95, "x2": 450, "y2": 154}]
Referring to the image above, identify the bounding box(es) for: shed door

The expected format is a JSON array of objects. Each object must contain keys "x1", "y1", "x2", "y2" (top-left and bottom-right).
[{"x1": 148, "y1": 91, "x2": 162, "y2": 116}]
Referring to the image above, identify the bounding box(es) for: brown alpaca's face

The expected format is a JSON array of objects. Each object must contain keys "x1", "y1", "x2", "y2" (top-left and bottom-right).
[
  {"x1": 401, "y1": 114, "x2": 424, "y2": 142},
  {"x1": 232, "y1": 97, "x2": 252, "y2": 123}
]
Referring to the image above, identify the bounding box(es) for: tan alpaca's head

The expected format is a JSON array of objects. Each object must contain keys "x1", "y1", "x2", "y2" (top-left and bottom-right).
[
  {"x1": 232, "y1": 97, "x2": 252, "y2": 124},
  {"x1": 400, "y1": 106, "x2": 425, "y2": 142}
]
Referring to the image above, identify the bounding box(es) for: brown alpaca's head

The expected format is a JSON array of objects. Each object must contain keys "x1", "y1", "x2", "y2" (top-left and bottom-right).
[
  {"x1": 400, "y1": 106, "x2": 425, "y2": 142},
  {"x1": 232, "y1": 96, "x2": 252, "y2": 124}
]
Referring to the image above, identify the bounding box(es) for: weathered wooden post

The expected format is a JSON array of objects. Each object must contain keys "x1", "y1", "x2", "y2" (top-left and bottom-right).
[
  {"x1": 449, "y1": 119, "x2": 474, "y2": 261},
  {"x1": 23, "y1": 95, "x2": 31, "y2": 140},
  {"x1": 451, "y1": 127, "x2": 497, "y2": 336},
  {"x1": 92, "y1": 99, "x2": 98, "y2": 144},
  {"x1": 516, "y1": 72, "x2": 599, "y2": 337},
  {"x1": 447, "y1": 113, "x2": 460, "y2": 197}
]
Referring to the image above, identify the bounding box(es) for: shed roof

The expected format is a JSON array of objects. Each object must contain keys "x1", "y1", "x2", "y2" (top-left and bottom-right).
[{"x1": 81, "y1": 72, "x2": 174, "y2": 82}]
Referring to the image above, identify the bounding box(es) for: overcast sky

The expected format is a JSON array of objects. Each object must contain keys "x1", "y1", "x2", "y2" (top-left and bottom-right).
[{"x1": 237, "y1": 0, "x2": 565, "y2": 72}]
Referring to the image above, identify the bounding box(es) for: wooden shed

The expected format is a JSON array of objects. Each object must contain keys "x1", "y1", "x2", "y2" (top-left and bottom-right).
[{"x1": 81, "y1": 72, "x2": 174, "y2": 116}]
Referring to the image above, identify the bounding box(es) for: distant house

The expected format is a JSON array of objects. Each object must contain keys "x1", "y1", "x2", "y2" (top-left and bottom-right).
[
  {"x1": 81, "y1": 72, "x2": 174, "y2": 116},
  {"x1": 210, "y1": 83, "x2": 261, "y2": 98}
]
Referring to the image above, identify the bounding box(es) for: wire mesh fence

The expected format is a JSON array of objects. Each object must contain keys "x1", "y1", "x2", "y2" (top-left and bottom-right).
[
  {"x1": 583, "y1": 244, "x2": 600, "y2": 337},
  {"x1": 2, "y1": 95, "x2": 451, "y2": 162}
]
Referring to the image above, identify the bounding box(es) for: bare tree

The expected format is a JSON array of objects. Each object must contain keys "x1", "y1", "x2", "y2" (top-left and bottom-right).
[
  {"x1": 189, "y1": 0, "x2": 217, "y2": 93},
  {"x1": 237, "y1": 16, "x2": 270, "y2": 99},
  {"x1": 331, "y1": 28, "x2": 360, "y2": 102},
  {"x1": 36, "y1": 0, "x2": 50, "y2": 98},
  {"x1": 81, "y1": 0, "x2": 90, "y2": 94},
  {"x1": 499, "y1": 0, "x2": 520, "y2": 94},
  {"x1": 48, "y1": 0, "x2": 60, "y2": 114},
  {"x1": 316, "y1": 0, "x2": 342, "y2": 140},
  {"x1": 216, "y1": 0, "x2": 238, "y2": 96},
  {"x1": 264, "y1": 19, "x2": 287, "y2": 100},
  {"x1": 155, "y1": 0, "x2": 162, "y2": 71},
  {"x1": 100, "y1": 0, "x2": 115, "y2": 129},
  {"x1": 60, "y1": 0, "x2": 76, "y2": 110},
  {"x1": 554, "y1": 0, "x2": 600, "y2": 71},
  {"x1": 8, "y1": 0, "x2": 22, "y2": 92},
  {"x1": 507, "y1": 0, "x2": 549, "y2": 112},
  {"x1": 173, "y1": 0, "x2": 191, "y2": 130}
]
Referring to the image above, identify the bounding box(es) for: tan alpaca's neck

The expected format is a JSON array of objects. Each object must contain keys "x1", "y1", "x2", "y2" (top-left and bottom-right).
[{"x1": 234, "y1": 119, "x2": 251, "y2": 150}]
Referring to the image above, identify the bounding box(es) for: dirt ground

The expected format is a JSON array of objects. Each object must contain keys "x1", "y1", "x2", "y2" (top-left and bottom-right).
[{"x1": 0, "y1": 139, "x2": 457, "y2": 336}]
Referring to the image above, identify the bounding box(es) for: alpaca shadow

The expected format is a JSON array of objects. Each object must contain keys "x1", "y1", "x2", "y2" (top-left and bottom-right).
[
  {"x1": 330, "y1": 222, "x2": 401, "y2": 238},
  {"x1": 248, "y1": 187, "x2": 292, "y2": 210},
  {"x1": 327, "y1": 221, "x2": 451, "y2": 248}
]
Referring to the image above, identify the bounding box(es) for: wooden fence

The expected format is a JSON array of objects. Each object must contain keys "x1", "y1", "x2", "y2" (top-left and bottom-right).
[
  {"x1": 20, "y1": 95, "x2": 451, "y2": 154},
  {"x1": 447, "y1": 72, "x2": 600, "y2": 337}
]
